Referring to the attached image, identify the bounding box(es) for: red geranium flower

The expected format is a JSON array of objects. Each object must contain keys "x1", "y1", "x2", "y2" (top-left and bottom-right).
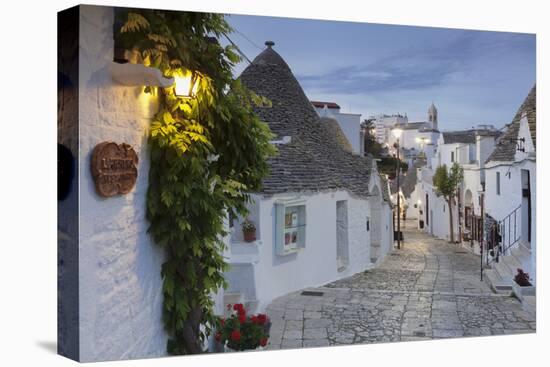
[
  {"x1": 238, "y1": 313, "x2": 246, "y2": 324},
  {"x1": 250, "y1": 315, "x2": 258, "y2": 324},
  {"x1": 233, "y1": 303, "x2": 244, "y2": 312},
  {"x1": 259, "y1": 337, "x2": 268, "y2": 347},
  {"x1": 230, "y1": 330, "x2": 241, "y2": 342},
  {"x1": 257, "y1": 314, "x2": 268, "y2": 325}
]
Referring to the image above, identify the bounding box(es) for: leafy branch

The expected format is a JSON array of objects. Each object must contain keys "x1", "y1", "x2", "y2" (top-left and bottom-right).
[{"x1": 116, "y1": 9, "x2": 275, "y2": 354}]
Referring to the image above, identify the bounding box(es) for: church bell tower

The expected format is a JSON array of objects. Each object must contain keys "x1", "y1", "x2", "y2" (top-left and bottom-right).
[{"x1": 428, "y1": 102, "x2": 438, "y2": 130}]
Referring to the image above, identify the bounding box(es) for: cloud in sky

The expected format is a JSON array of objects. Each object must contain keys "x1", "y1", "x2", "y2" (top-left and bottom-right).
[{"x1": 227, "y1": 14, "x2": 535, "y2": 130}]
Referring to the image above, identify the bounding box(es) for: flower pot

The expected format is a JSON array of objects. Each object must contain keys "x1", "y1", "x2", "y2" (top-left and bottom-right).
[
  {"x1": 512, "y1": 281, "x2": 535, "y2": 300},
  {"x1": 225, "y1": 345, "x2": 265, "y2": 353},
  {"x1": 243, "y1": 229, "x2": 256, "y2": 242}
]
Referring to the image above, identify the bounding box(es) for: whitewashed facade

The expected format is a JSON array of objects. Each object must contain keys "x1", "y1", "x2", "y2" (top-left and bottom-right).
[
  {"x1": 484, "y1": 86, "x2": 536, "y2": 288},
  {"x1": 226, "y1": 43, "x2": 395, "y2": 312},
  {"x1": 225, "y1": 174, "x2": 393, "y2": 311},
  {"x1": 409, "y1": 128, "x2": 499, "y2": 242},
  {"x1": 371, "y1": 113, "x2": 408, "y2": 145},
  {"x1": 313, "y1": 102, "x2": 363, "y2": 155},
  {"x1": 58, "y1": 6, "x2": 168, "y2": 361}
]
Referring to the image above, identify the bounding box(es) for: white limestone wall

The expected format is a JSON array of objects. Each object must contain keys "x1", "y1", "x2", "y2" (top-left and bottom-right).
[
  {"x1": 456, "y1": 144, "x2": 472, "y2": 164},
  {"x1": 245, "y1": 191, "x2": 372, "y2": 310},
  {"x1": 484, "y1": 164, "x2": 522, "y2": 222},
  {"x1": 398, "y1": 130, "x2": 434, "y2": 151},
  {"x1": 77, "y1": 5, "x2": 167, "y2": 362},
  {"x1": 476, "y1": 135, "x2": 496, "y2": 167},
  {"x1": 436, "y1": 143, "x2": 460, "y2": 167},
  {"x1": 462, "y1": 167, "x2": 482, "y2": 215},
  {"x1": 405, "y1": 185, "x2": 421, "y2": 220},
  {"x1": 381, "y1": 203, "x2": 394, "y2": 256},
  {"x1": 522, "y1": 160, "x2": 536, "y2": 285},
  {"x1": 419, "y1": 181, "x2": 459, "y2": 241},
  {"x1": 318, "y1": 109, "x2": 362, "y2": 154},
  {"x1": 333, "y1": 113, "x2": 362, "y2": 154}
]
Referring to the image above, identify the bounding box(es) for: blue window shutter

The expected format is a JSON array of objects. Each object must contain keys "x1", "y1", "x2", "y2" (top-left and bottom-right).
[{"x1": 274, "y1": 203, "x2": 285, "y2": 255}]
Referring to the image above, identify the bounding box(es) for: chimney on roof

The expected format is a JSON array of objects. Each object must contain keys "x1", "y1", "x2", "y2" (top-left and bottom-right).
[{"x1": 265, "y1": 40, "x2": 275, "y2": 48}]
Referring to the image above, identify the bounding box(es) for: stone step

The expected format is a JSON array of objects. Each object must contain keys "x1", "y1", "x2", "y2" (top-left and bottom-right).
[
  {"x1": 511, "y1": 244, "x2": 531, "y2": 260},
  {"x1": 493, "y1": 261, "x2": 513, "y2": 280},
  {"x1": 503, "y1": 254, "x2": 523, "y2": 275},
  {"x1": 484, "y1": 268, "x2": 513, "y2": 295}
]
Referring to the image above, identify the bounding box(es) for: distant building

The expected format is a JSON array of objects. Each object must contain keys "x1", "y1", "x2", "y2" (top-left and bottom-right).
[
  {"x1": 370, "y1": 113, "x2": 408, "y2": 146},
  {"x1": 410, "y1": 126, "x2": 500, "y2": 242},
  {"x1": 388, "y1": 104, "x2": 441, "y2": 155},
  {"x1": 311, "y1": 101, "x2": 362, "y2": 155}
]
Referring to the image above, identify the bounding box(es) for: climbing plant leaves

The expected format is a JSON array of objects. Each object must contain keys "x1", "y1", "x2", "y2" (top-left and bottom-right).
[{"x1": 116, "y1": 9, "x2": 275, "y2": 355}]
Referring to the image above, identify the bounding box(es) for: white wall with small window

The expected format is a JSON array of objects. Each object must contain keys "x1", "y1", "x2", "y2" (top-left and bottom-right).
[
  {"x1": 417, "y1": 177, "x2": 459, "y2": 241},
  {"x1": 485, "y1": 164, "x2": 522, "y2": 223},
  {"x1": 223, "y1": 185, "x2": 392, "y2": 311}
]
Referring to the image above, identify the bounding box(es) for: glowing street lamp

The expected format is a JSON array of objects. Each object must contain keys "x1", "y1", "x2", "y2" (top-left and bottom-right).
[
  {"x1": 174, "y1": 72, "x2": 199, "y2": 98},
  {"x1": 416, "y1": 136, "x2": 430, "y2": 147},
  {"x1": 392, "y1": 128, "x2": 403, "y2": 139}
]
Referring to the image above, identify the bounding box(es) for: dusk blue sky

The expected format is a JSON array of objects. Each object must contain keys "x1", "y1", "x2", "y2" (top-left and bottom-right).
[{"x1": 226, "y1": 14, "x2": 535, "y2": 131}]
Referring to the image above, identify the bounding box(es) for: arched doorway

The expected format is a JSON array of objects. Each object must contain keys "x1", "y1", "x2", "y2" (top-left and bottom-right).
[{"x1": 369, "y1": 185, "x2": 382, "y2": 263}]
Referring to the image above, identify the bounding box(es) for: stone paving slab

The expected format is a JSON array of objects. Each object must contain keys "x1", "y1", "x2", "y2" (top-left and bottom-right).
[{"x1": 265, "y1": 220, "x2": 535, "y2": 350}]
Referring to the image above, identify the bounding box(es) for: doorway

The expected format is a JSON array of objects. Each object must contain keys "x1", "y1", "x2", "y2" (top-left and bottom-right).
[
  {"x1": 336, "y1": 200, "x2": 349, "y2": 271},
  {"x1": 369, "y1": 186, "x2": 382, "y2": 264},
  {"x1": 521, "y1": 169, "x2": 531, "y2": 248}
]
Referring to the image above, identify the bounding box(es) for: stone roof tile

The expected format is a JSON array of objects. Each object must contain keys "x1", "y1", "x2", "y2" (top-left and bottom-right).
[
  {"x1": 486, "y1": 85, "x2": 536, "y2": 163},
  {"x1": 240, "y1": 45, "x2": 375, "y2": 199}
]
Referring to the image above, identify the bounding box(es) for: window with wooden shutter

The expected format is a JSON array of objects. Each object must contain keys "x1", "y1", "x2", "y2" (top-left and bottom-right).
[{"x1": 274, "y1": 199, "x2": 306, "y2": 256}]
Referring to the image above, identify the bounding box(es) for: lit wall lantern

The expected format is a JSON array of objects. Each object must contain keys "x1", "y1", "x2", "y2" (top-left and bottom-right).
[{"x1": 174, "y1": 72, "x2": 199, "y2": 98}]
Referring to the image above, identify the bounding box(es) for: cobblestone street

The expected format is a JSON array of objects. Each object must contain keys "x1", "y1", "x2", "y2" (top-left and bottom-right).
[{"x1": 265, "y1": 221, "x2": 535, "y2": 350}]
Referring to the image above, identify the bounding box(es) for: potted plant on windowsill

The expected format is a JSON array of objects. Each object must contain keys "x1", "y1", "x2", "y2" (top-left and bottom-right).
[
  {"x1": 512, "y1": 268, "x2": 535, "y2": 299},
  {"x1": 214, "y1": 303, "x2": 270, "y2": 352},
  {"x1": 242, "y1": 219, "x2": 256, "y2": 242}
]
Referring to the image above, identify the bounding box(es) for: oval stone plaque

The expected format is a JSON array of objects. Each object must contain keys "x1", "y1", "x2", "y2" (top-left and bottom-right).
[{"x1": 91, "y1": 142, "x2": 138, "y2": 197}]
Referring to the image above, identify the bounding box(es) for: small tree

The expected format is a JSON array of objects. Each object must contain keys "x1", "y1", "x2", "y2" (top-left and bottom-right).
[
  {"x1": 433, "y1": 163, "x2": 463, "y2": 243},
  {"x1": 361, "y1": 119, "x2": 384, "y2": 156}
]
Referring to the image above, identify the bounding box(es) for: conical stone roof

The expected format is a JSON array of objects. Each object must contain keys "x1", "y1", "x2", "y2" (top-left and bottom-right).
[
  {"x1": 240, "y1": 43, "x2": 377, "y2": 198},
  {"x1": 486, "y1": 85, "x2": 536, "y2": 163}
]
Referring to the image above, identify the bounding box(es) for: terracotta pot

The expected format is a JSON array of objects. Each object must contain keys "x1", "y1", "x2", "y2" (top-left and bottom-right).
[{"x1": 243, "y1": 229, "x2": 256, "y2": 242}]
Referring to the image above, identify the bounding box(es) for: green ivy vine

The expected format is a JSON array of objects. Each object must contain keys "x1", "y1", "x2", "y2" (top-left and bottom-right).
[{"x1": 115, "y1": 9, "x2": 275, "y2": 354}]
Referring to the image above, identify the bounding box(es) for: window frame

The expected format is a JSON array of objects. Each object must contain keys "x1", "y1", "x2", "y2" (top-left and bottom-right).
[
  {"x1": 274, "y1": 199, "x2": 307, "y2": 256},
  {"x1": 496, "y1": 171, "x2": 501, "y2": 195}
]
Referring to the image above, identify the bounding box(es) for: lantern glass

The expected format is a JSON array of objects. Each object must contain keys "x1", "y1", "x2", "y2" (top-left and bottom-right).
[
  {"x1": 392, "y1": 128, "x2": 403, "y2": 139},
  {"x1": 174, "y1": 73, "x2": 199, "y2": 98}
]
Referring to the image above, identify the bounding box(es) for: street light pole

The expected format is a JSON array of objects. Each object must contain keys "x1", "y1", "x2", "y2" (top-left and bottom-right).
[
  {"x1": 396, "y1": 138, "x2": 401, "y2": 250},
  {"x1": 392, "y1": 127, "x2": 403, "y2": 250}
]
